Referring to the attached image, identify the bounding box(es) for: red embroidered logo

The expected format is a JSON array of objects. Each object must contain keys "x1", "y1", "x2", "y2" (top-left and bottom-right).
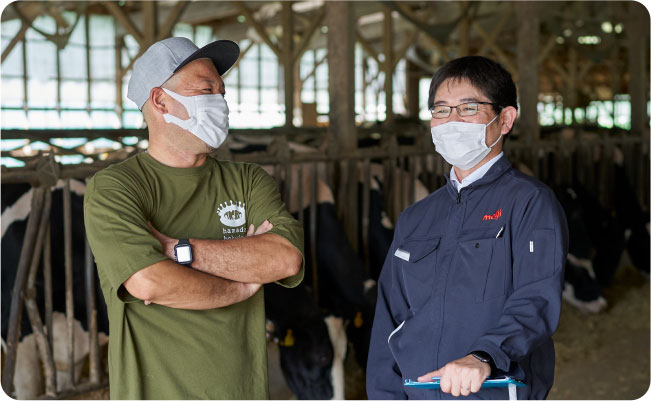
[{"x1": 482, "y1": 209, "x2": 502, "y2": 221}]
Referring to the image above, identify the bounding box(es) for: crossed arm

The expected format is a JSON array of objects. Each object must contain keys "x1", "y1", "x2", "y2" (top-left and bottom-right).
[{"x1": 124, "y1": 221, "x2": 302, "y2": 309}]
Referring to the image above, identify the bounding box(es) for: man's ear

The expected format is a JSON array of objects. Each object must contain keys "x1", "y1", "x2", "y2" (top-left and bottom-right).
[
  {"x1": 149, "y1": 87, "x2": 168, "y2": 115},
  {"x1": 499, "y1": 106, "x2": 518, "y2": 135}
]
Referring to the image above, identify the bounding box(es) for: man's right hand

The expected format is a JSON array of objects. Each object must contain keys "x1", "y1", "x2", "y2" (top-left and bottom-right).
[
  {"x1": 242, "y1": 282, "x2": 262, "y2": 297},
  {"x1": 247, "y1": 220, "x2": 273, "y2": 236}
]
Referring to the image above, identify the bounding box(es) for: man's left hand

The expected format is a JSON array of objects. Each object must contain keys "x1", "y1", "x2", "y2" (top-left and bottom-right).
[{"x1": 417, "y1": 354, "x2": 491, "y2": 397}]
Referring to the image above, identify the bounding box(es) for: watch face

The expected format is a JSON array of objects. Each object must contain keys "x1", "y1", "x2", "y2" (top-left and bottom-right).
[{"x1": 176, "y1": 245, "x2": 192, "y2": 263}]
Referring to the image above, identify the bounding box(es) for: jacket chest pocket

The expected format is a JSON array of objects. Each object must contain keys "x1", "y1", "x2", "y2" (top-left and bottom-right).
[
  {"x1": 396, "y1": 237, "x2": 441, "y2": 311},
  {"x1": 454, "y1": 235, "x2": 506, "y2": 303}
]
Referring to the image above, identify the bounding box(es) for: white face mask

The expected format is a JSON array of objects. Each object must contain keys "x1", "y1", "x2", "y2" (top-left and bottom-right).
[
  {"x1": 430, "y1": 114, "x2": 501, "y2": 170},
  {"x1": 162, "y1": 88, "x2": 229, "y2": 149}
]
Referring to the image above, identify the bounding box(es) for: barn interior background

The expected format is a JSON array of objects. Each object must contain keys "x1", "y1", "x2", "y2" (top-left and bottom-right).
[{"x1": 1, "y1": 1, "x2": 649, "y2": 399}]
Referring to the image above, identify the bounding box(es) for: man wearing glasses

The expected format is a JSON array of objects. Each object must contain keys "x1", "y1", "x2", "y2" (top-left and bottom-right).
[{"x1": 367, "y1": 56, "x2": 568, "y2": 400}]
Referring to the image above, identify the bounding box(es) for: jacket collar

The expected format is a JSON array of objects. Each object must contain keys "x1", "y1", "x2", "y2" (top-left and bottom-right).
[{"x1": 445, "y1": 155, "x2": 513, "y2": 201}]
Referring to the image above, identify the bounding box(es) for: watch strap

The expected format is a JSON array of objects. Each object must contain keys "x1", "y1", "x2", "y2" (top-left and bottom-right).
[{"x1": 470, "y1": 351, "x2": 497, "y2": 375}]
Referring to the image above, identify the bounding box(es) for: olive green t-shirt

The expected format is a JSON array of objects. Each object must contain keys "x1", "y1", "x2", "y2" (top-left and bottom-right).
[{"x1": 83, "y1": 152, "x2": 304, "y2": 399}]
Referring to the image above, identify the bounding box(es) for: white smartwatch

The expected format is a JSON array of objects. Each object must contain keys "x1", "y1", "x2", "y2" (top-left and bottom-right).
[{"x1": 174, "y1": 239, "x2": 193, "y2": 266}]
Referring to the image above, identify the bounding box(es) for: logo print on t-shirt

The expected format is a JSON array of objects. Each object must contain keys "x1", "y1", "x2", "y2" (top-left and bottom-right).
[{"x1": 217, "y1": 201, "x2": 246, "y2": 227}]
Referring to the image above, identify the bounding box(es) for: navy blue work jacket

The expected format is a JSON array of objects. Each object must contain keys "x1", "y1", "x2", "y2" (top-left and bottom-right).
[{"x1": 367, "y1": 156, "x2": 569, "y2": 400}]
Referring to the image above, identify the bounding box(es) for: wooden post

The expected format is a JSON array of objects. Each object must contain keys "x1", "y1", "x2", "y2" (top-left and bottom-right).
[
  {"x1": 515, "y1": 2, "x2": 540, "y2": 145},
  {"x1": 1, "y1": 187, "x2": 46, "y2": 394},
  {"x1": 85, "y1": 10, "x2": 92, "y2": 113},
  {"x1": 326, "y1": 1, "x2": 357, "y2": 250},
  {"x1": 115, "y1": 33, "x2": 124, "y2": 122},
  {"x1": 64, "y1": 179, "x2": 76, "y2": 389},
  {"x1": 383, "y1": 6, "x2": 394, "y2": 123},
  {"x1": 143, "y1": 1, "x2": 157, "y2": 46},
  {"x1": 458, "y1": 2, "x2": 470, "y2": 56},
  {"x1": 628, "y1": 1, "x2": 649, "y2": 138},
  {"x1": 282, "y1": 2, "x2": 295, "y2": 127},
  {"x1": 326, "y1": 1, "x2": 355, "y2": 151},
  {"x1": 567, "y1": 46, "x2": 578, "y2": 125},
  {"x1": 22, "y1": 31, "x2": 28, "y2": 110},
  {"x1": 406, "y1": 59, "x2": 420, "y2": 118}
]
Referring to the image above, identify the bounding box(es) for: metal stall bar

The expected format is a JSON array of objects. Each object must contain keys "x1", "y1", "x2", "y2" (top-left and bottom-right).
[
  {"x1": 309, "y1": 162, "x2": 319, "y2": 303},
  {"x1": 1, "y1": 187, "x2": 46, "y2": 393},
  {"x1": 44, "y1": 219, "x2": 54, "y2": 356},
  {"x1": 397, "y1": 156, "x2": 405, "y2": 215},
  {"x1": 408, "y1": 156, "x2": 416, "y2": 207},
  {"x1": 284, "y1": 162, "x2": 293, "y2": 209},
  {"x1": 85, "y1": 234, "x2": 101, "y2": 384},
  {"x1": 361, "y1": 158, "x2": 371, "y2": 274},
  {"x1": 345, "y1": 158, "x2": 359, "y2": 252},
  {"x1": 24, "y1": 189, "x2": 57, "y2": 397},
  {"x1": 63, "y1": 179, "x2": 76, "y2": 389},
  {"x1": 297, "y1": 163, "x2": 304, "y2": 224},
  {"x1": 599, "y1": 136, "x2": 614, "y2": 209}
]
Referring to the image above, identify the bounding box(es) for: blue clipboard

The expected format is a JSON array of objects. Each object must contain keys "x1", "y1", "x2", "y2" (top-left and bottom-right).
[{"x1": 404, "y1": 376, "x2": 526, "y2": 389}]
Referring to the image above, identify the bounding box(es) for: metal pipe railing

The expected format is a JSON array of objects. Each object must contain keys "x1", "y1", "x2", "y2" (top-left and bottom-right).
[{"x1": 1, "y1": 130, "x2": 648, "y2": 398}]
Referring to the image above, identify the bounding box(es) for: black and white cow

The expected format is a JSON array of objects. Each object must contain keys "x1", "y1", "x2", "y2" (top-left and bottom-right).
[
  {"x1": 264, "y1": 282, "x2": 335, "y2": 400},
  {"x1": 1, "y1": 180, "x2": 110, "y2": 396},
  {"x1": 1, "y1": 180, "x2": 110, "y2": 340},
  {"x1": 554, "y1": 186, "x2": 610, "y2": 313}
]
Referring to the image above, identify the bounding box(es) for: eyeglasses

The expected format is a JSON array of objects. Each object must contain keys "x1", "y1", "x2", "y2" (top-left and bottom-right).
[{"x1": 429, "y1": 102, "x2": 501, "y2": 119}]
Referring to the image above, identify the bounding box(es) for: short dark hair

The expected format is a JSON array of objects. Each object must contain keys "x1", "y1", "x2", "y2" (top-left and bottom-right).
[{"x1": 428, "y1": 56, "x2": 518, "y2": 115}]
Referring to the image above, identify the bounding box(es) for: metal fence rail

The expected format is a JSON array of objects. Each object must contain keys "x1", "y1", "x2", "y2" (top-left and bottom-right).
[{"x1": 1, "y1": 128, "x2": 648, "y2": 398}]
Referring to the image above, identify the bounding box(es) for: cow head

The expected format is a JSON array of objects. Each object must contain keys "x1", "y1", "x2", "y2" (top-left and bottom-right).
[{"x1": 275, "y1": 321, "x2": 334, "y2": 400}]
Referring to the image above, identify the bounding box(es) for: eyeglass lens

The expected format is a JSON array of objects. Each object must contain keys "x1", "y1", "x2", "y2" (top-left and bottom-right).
[{"x1": 431, "y1": 103, "x2": 480, "y2": 118}]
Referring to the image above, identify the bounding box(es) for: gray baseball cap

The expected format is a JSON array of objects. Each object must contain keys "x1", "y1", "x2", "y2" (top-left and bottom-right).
[{"x1": 127, "y1": 37, "x2": 239, "y2": 110}]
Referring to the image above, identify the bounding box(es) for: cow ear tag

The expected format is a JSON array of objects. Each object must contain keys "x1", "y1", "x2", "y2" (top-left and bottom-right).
[
  {"x1": 280, "y1": 329, "x2": 295, "y2": 347},
  {"x1": 354, "y1": 311, "x2": 364, "y2": 328}
]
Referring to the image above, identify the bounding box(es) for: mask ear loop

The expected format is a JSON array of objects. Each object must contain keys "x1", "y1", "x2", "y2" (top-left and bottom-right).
[
  {"x1": 486, "y1": 112, "x2": 503, "y2": 148},
  {"x1": 161, "y1": 88, "x2": 197, "y2": 129}
]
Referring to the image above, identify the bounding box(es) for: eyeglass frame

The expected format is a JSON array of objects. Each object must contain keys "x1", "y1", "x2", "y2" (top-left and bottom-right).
[{"x1": 429, "y1": 101, "x2": 503, "y2": 119}]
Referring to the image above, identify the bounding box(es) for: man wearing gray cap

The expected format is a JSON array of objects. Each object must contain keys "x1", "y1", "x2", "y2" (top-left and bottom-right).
[{"x1": 84, "y1": 37, "x2": 304, "y2": 399}]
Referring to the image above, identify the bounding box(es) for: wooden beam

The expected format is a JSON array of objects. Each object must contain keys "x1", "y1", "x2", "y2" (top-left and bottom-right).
[
  {"x1": 477, "y1": 6, "x2": 513, "y2": 56},
  {"x1": 299, "y1": 51, "x2": 327, "y2": 84},
  {"x1": 282, "y1": 1, "x2": 294, "y2": 127},
  {"x1": 222, "y1": 40, "x2": 254, "y2": 79},
  {"x1": 356, "y1": 29, "x2": 380, "y2": 66},
  {"x1": 628, "y1": 1, "x2": 648, "y2": 137},
  {"x1": 383, "y1": 6, "x2": 394, "y2": 122},
  {"x1": 386, "y1": 1, "x2": 448, "y2": 57},
  {"x1": 103, "y1": 1, "x2": 144, "y2": 45},
  {"x1": 121, "y1": 47, "x2": 146, "y2": 78},
  {"x1": 86, "y1": 9, "x2": 92, "y2": 111},
  {"x1": 22, "y1": 22, "x2": 28, "y2": 108},
  {"x1": 12, "y1": 2, "x2": 82, "y2": 50},
  {"x1": 458, "y1": 2, "x2": 470, "y2": 56},
  {"x1": 292, "y1": 6, "x2": 325, "y2": 63},
  {"x1": 142, "y1": 1, "x2": 157, "y2": 45},
  {"x1": 326, "y1": 1, "x2": 355, "y2": 150},
  {"x1": 233, "y1": 1, "x2": 280, "y2": 57},
  {"x1": 473, "y1": 21, "x2": 516, "y2": 75},
  {"x1": 156, "y1": 1, "x2": 190, "y2": 41},
  {"x1": 515, "y1": 2, "x2": 540, "y2": 143},
  {"x1": 1, "y1": 20, "x2": 29, "y2": 64},
  {"x1": 391, "y1": 6, "x2": 431, "y2": 71},
  {"x1": 406, "y1": 59, "x2": 420, "y2": 118},
  {"x1": 538, "y1": 34, "x2": 557, "y2": 65},
  {"x1": 550, "y1": 63, "x2": 569, "y2": 85},
  {"x1": 577, "y1": 60, "x2": 594, "y2": 82},
  {"x1": 115, "y1": 35, "x2": 124, "y2": 115},
  {"x1": 392, "y1": 28, "x2": 419, "y2": 72}
]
